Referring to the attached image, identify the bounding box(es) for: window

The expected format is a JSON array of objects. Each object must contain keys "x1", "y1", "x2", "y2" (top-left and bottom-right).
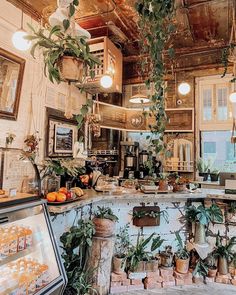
[
  {"x1": 203, "y1": 88, "x2": 212, "y2": 121},
  {"x1": 217, "y1": 87, "x2": 228, "y2": 120}
]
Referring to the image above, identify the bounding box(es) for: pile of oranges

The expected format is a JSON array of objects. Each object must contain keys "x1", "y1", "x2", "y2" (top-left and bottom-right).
[{"x1": 46, "y1": 187, "x2": 72, "y2": 203}]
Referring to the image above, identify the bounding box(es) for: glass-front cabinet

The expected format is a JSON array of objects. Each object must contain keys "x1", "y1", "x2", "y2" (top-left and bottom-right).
[{"x1": 0, "y1": 200, "x2": 67, "y2": 295}]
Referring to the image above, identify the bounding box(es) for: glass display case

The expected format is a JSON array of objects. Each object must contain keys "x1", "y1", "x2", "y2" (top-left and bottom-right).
[{"x1": 0, "y1": 200, "x2": 67, "y2": 295}]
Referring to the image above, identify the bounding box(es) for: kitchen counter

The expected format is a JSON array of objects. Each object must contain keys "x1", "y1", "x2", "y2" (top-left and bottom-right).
[{"x1": 47, "y1": 188, "x2": 236, "y2": 215}]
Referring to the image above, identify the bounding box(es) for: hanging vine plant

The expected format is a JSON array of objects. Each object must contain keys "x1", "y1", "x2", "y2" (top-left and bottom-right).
[{"x1": 135, "y1": 0, "x2": 175, "y2": 156}]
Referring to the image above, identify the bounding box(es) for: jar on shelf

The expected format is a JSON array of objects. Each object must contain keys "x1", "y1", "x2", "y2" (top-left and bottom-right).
[{"x1": 42, "y1": 173, "x2": 61, "y2": 196}]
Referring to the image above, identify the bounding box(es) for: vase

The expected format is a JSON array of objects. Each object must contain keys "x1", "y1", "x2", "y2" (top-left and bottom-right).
[
  {"x1": 218, "y1": 257, "x2": 228, "y2": 275},
  {"x1": 194, "y1": 221, "x2": 206, "y2": 245},
  {"x1": 176, "y1": 258, "x2": 189, "y2": 274},
  {"x1": 58, "y1": 56, "x2": 84, "y2": 82},
  {"x1": 113, "y1": 256, "x2": 126, "y2": 274}
]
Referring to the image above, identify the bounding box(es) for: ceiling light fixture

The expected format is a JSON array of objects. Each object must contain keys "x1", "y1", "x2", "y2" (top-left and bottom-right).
[
  {"x1": 129, "y1": 94, "x2": 150, "y2": 104},
  {"x1": 12, "y1": 9, "x2": 31, "y2": 51},
  {"x1": 100, "y1": 73, "x2": 113, "y2": 89},
  {"x1": 178, "y1": 82, "x2": 191, "y2": 95}
]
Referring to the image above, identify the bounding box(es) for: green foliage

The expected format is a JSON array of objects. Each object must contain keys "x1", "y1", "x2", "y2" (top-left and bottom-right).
[
  {"x1": 174, "y1": 231, "x2": 189, "y2": 260},
  {"x1": 158, "y1": 172, "x2": 169, "y2": 180},
  {"x1": 133, "y1": 209, "x2": 169, "y2": 223},
  {"x1": 192, "y1": 259, "x2": 208, "y2": 279},
  {"x1": 196, "y1": 158, "x2": 209, "y2": 173},
  {"x1": 94, "y1": 206, "x2": 118, "y2": 222},
  {"x1": 228, "y1": 201, "x2": 236, "y2": 214},
  {"x1": 75, "y1": 98, "x2": 93, "y2": 129},
  {"x1": 185, "y1": 204, "x2": 223, "y2": 225},
  {"x1": 114, "y1": 224, "x2": 131, "y2": 258},
  {"x1": 126, "y1": 233, "x2": 164, "y2": 271},
  {"x1": 135, "y1": 0, "x2": 175, "y2": 156},
  {"x1": 213, "y1": 232, "x2": 236, "y2": 261},
  {"x1": 60, "y1": 220, "x2": 96, "y2": 295},
  {"x1": 43, "y1": 158, "x2": 85, "y2": 177}
]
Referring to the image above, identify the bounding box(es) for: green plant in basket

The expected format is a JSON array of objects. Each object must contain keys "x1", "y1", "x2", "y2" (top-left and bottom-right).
[{"x1": 94, "y1": 206, "x2": 118, "y2": 222}]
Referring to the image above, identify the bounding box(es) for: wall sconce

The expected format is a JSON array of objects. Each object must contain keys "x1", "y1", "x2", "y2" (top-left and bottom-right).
[
  {"x1": 178, "y1": 82, "x2": 191, "y2": 95},
  {"x1": 129, "y1": 94, "x2": 150, "y2": 104},
  {"x1": 100, "y1": 73, "x2": 113, "y2": 89},
  {"x1": 12, "y1": 9, "x2": 31, "y2": 51}
]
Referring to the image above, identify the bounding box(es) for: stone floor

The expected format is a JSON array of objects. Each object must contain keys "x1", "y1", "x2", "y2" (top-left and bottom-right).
[{"x1": 115, "y1": 283, "x2": 236, "y2": 295}]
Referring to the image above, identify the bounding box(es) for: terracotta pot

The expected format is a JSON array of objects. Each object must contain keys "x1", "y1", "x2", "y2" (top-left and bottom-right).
[
  {"x1": 133, "y1": 261, "x2": 145, "y2": 272},
  {"x1": 145, "y1": 260, "x2": 159, "y2": 272},
  {"x1": 93, "y1": 217, "x2": 115, "y2": 237},
  {"x1": 133, "y1": 216, "x2": 159, "y2": 227},
  {"x1": 113, "y1": 256, "x2": 126, "y2": 274},
  {"x1": 218, "y1": 257, "x2": 228, "y2": 275},
  {"x1": 173, "y1": 183, "x2": 186, "y2": 192},
  {"x1": 58, "y1": 56, "x2": 84, "y2": 82},
  {"x1": 158, "y1": 180, "x2": 168, "y2": 191},
  {"x1": 176, "y1": 258, "x2": 189, "y2": 274},
  {"x1": 193, "y1": 276, "x2": 204, "y2": 284},
  {"x1": 194, "y1": 221, "x2": 206, "y2": 245},
  {"x1": 160, "y1": 252, "x2": 173, "y2": 267},
  {"x1": 208, "y1": 267, "x2": 217, "y2": 277}
]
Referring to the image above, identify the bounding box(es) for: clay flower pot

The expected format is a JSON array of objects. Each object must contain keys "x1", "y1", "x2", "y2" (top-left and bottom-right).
[
  {"x1": 218, "y1": 257, "x2": 228, "y2": 275},
  {"x1": 158, "y1": 180, "x2": 168, "y2": 191},
  {"x1": 160, "y1": 251, "x2": 173, "y2": 267},
  {"x1": 93, "y1": 217, "x2": 116, "y2": 237},
  {"x1": 113, "y1": 256, "x2": 126, "y2": 274},
  {"x1": 58, "y1": 56, "x2": 84, "y2": 82},
  {"x1": 145, "y1": 260, "x2": 159, "y2": 272},
  {"x1": 194, "y1": 221, "x2": 206, "y2": 245},
  {"x1": 208, "y1": 267, "x2": 217, "y2": 277},
  {"x1": 176, "y1": 258, "x2": 190, "y2": 274}
]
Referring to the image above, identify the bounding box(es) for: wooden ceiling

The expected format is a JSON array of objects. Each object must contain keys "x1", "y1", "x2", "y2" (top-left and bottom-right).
[{"x1": 6, "y1": 0, "x2": 234, "y2": 58}]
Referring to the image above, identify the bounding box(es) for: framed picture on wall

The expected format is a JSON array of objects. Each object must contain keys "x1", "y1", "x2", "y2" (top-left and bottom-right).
[{"x1": 54, "y1": 123, "x2": 74, "y2": 153}]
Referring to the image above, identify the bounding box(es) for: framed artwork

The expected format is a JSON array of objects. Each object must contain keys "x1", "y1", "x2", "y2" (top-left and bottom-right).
[{"x1": 54, "y1": 123, "x2": 74, "y2": 153}]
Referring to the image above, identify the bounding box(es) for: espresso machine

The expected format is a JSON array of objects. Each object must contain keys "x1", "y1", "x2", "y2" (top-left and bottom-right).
[{"x1": 120, "y1": 141, "x2": 139, "y2": 178}]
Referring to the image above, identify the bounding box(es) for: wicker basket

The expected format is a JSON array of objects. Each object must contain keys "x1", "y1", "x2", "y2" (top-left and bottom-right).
[{"x1": 58, "y1": 56, "x2": 84, "y2": 82}]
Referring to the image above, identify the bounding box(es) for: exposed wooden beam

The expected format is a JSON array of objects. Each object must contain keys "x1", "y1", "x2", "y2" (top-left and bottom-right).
[{"x1": 6, "y1": 0, "x2": 41, "y2": 21}]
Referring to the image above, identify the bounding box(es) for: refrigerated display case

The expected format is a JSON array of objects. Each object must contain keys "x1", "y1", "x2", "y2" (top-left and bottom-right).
[{"x1": 0, "y1": 200, "x2": 67, "y2": 295}]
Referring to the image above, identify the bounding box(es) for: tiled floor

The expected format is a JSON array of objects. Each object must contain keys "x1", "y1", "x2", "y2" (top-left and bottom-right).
[{"x1": 116, "y1": 283, "x2": 236, "y2": 295}]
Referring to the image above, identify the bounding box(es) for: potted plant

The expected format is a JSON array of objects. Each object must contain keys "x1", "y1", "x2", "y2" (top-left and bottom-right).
[
  {"x1": 171, "y1": 174, "x2": 189, "y2": 192},
  {"x1": 227, "y1": 201, "x2": 236, "y2": 222},
  {"x1": 160, "y1": 245, "x2": 174, "y2": 268},
  {"x1": 209, "y1": 168, "x2": 220, "y2": 182},
  {"x1": 113, "y1": 224, "x2": 131, "y2": 274},
  {"x1": 132, "y1": 207, "x2": 169, "y2": 227},
  {"x1": 205, "y1": 252, "x2": 217, "y2": 278},
  {"x1": 185, "y1": 204, "x2": 223, "y2": 245},
  {"x1": 192, "y1": 258, "x2": 208, "y2": 284},
  {"x1": 213, "y1": 233, "x2": 236, "y2": 275},
  {"x1": 93, "y1": 206, "x2": 118, "y2": 238},
  {"x1": 196, "y1": 158, "x2": 209, "y2": 181},
  {"x1": 174, "y1": 231, "x2": 190, "y2": 274},
  {"x1": 126, "y1": 233, "x2": 164, "y2": 272},
  {"x1": 60, "y1": 219, "x2": 97, "y2": 295},
  {"x1": 26, "y1": 1, "x2": 100, "y2": 84},
  {"x1": 158, "y1": 172, "x2": 169, "y2": 191}
]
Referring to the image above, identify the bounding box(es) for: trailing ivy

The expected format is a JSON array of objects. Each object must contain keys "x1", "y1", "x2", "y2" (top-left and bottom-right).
[{"x1": 135, "y1": 0, "x2": 175, "y2": 155}]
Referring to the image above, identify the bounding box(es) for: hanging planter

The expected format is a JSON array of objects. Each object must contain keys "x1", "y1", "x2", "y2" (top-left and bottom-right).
[{"x1": 58, "y1": 56, "x2": 84, "y2": 82}]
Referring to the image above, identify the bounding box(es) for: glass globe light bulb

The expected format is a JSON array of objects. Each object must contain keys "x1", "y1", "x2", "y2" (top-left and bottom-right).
[
  {"x1": 12, "y1": 30, "x2": 31, "y2": 51},
  {"x1": 178, "y1": 82, "x2": 191, "y2": 95},
  {"x1": 229, "y1": 91, "x2": 236, "y2": 103},
  {"x1": 100, "y1": 74, "x2": 113, "y2": 89}
]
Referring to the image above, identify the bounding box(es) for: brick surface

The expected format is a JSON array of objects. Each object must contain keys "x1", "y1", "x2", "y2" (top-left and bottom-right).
[
  {"x1": 174, "y1": 271, "x2": 192, "y2": 280},
  {"x1": 127, "y1": 284, "x2": 144, "y2": 291},
  {"x1": 175, "y1": 278, "x2": 184, "y2": 286},
  {"x1": 193, "y1": 277, "x2": 204, "y2": 284},
  {"x1": 160, "y1": 267, "x2": 174, "y2": 278},
  {"x1": 146, "y1": 271, "x2": 160, "y2": 278},
  {"x1": 110, "y1": 285, "x2": 128, "y2": 293},
  {"x1": 110, "y1": 281, "x2": 122, "y2": 287},
  {"x1": 130, "y1": 279, "x2": 142, "y2": 285},
  {"x1": 121, "y1": 278, "x2": 131, "y2": 286},
  {"x1": 128, "y1": 272, "x2": 146, "y2": 279},
  {"x1": 184, "y1": 278, "x2": 193, "y2": 285},
  {"x1": 206, "y1": 277, "x2": 215, "y2": 283},
  {"x1": 162, "y1": 281, "x2": 175, "y2": 288},
  {"x1": 231, "y1": 279, "x2": 236, "y2": 285},
  {"x1": 111, "y1": 272, "x2": 127, "y2": 282},
  {"x1": 144, "y1": 282, "x2": 162, "y2": 289},
  {"x1": 156, "y1": 276, "x2": 164, "y2": 283}
]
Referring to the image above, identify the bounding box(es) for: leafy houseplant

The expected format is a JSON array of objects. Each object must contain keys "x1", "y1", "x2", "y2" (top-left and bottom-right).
[
  {"x1": 158, "y1": 172, "x2": 169, "y2": 191},
  {"x1": 113, "y1": 224, "x2": 131, "y2": 274},
  {"x1": 60, "y1": 219, "x2": 96, "y2": 295},
  {"x1": 135, "y1": 1, "x2": 175, "y2": 157},
  {"x1": 209, "y1": 168, "x2": 220, "y2": 182},
  {"x1": 160, "y1": 245, "x2": 174, "y2": 268},
  {"x1": 185, "y1": 204, "x2": 223, "y2": 245},
  {"x1": 205, "y1": 252, "x2": 217, "y2": 278},
  {"x1": 174, "y1": 231, "x2": 190, "y2": 274},
  {"x1": 171, "y1": 174, "x2": 189, "y2": 192},
  {"x1": 196, "y1": 158, "x2": 209, "y2": 181},
  {"x1": 126, "y1": 233, "x2": 164, "y2": 272},
  {"x1": 192, "y1": 258, "x2": 208, "y2": 284},
  {"x1": 93, "y1": 206, "x2": 118, "y2": 238},
  {"x1": 213, "y1": 233, "x2": 236, "y2": 275},
  {"x1": 132, "y1": 209, "x2": 169, "y2": 227}
]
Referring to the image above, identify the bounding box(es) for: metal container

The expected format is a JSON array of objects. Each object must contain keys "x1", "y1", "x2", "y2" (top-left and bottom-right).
[
  {"x1": 139, "y1": 150, "x2": 149, "y2": 165},
  {"x1": 125, "y1": 154, "x2": 136, "y2": 168}
]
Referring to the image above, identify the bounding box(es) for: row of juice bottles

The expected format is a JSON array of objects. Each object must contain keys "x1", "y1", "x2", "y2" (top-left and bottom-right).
[
  {"x1": 0, "y1": 225, "x2": 33, "y2": 260},
  {"x1": 0, "y1": 258, "x2": 50, "y2": 295}
]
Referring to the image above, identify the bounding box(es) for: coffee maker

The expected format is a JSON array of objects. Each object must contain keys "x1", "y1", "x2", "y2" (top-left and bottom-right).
[{"x1": 120, "y1": 141, "x2": 139, "y2": 178}]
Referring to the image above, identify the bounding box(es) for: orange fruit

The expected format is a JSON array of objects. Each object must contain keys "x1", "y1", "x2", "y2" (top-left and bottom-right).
[
  {"x1": 59, "y1": 187, "x2": 68, "y2": 194},
  {"x1": 46, "y1": 192, "x2": 57, "y2": 202},
  {"x1": 56, "y1": 192, "x2": 67, "y2": 202}
]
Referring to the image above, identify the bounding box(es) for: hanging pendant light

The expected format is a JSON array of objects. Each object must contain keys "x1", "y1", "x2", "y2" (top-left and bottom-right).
[{"x1": 12, "y1": 9, "x2": 31, "y2": 51}]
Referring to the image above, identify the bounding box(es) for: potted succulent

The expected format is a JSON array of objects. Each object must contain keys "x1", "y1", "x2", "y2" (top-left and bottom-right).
[
  {"x1": 213, "y1": 233, "x2": 236, "y2": 275},
  {"x1": 92, "y1": 206, "x2": 118, "y2": 238},
  {"x1": 26, "y1": 0, "x2": 100, "y2": 84},
  {"x1": 205, "y1": 252, "x2": 217, "y2": 278},
  {"x1": 174, "y1": 231, "x2": 190, "y2": 274},
  {"x1": 113, "y1": 224, "x2": 131, "y2": 274},
  {"x1": 160, "y1": 245, "x2": 174, "y2": 268},
  {"x1": 192, "y1": 258, "x2": 208, "y2": 284},
  {"x1": 209, "y1": 168, "x2": 220, "y2": 182},
  {"x1": 185, "y1": 204, "x2": 223, "y2": 245},
  {"x1": 158, "y1": 172, "x2": 169, "y2": 191},
  {"x1": 196, "y1": 158, "x2": 209, "y2": 181}
]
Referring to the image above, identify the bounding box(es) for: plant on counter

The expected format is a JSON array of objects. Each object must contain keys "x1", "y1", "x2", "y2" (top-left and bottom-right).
[
  {"x1": 170, "y1": 174, "x2": 190, "y2": 192},
  {"x1": 93, "y1": 206, "x2": 118, "y2": 238},
  {"x1": 135, "y1": 0, "x2": 175, "y2": 156},
  {"x1": 174, "y1": 231, "x2": 190, "y2": 274},
  {"x1": 126, "y1": 232, "x2": 164, "y2": 272},
  {"x1": 158, "y1": 172, "x2": 169, "y2": 191},
  {"x1": 213, "y1": 232, "x2": 236, "y2": 275},
  {"x1": 209, "y1": 167, "x2": 220, "y2": 182},
  {"x1": 185, "y1": 204, "x2": 223, "y2": 245},
  {"x1": 192, "y1": 258, "x2": 208, "y2": 283},
  {"x1": 60, "y1": 219, "x2": 96, "y2": 295},
  {"x1": 113, "y1": 224, "x2": 131, "y2": 274},
  {"x1": 196, "y1": 158, "x2": 209, "y2": 180}
]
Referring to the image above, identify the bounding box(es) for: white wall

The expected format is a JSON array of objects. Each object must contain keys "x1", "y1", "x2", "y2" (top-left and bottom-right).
[{"x1": 0, "y1": 0, "x2": 87, "y2": 162}]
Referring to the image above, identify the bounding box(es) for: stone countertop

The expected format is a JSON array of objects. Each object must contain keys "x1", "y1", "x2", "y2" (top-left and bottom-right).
[{"x1": 47, "y1": 188, "x2": 236, "y2": 215}]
